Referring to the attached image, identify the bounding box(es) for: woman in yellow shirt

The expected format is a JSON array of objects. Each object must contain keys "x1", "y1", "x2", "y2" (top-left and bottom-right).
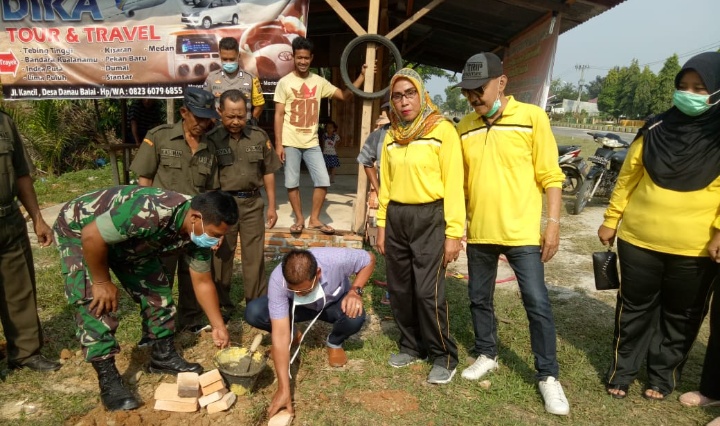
[
  {"x1": 598, "y1": 52, "x2": 720, "y2": 401},
  {"x1": 376, "y1": 68, "x2": 465, "y2": 385}
]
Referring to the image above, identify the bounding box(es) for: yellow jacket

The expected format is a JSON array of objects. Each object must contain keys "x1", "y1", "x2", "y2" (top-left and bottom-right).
[
  {"x1": 377, "y1": 120, "x2": 465, "y2": 239},
  {"x1": 603, "y1": 136, "x2": 720, "y2": 256},
  {"x1": 457, "y1": 96, "x2": 564, "y2": 245}
]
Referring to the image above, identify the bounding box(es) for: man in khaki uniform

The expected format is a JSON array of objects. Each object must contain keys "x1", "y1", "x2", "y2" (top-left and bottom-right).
[
  {"x1": 0, "y1": 111, "x2": 61, "y2": 372},
  {"x1": 205, "y1": 89, "x2": 280, "y2": 319},
  {"x1": 203, "y1": 37, "x2": 265, "y2": 123},
  {"x1": 130, "y1": 87, "x2": 220, "y2": 334}
]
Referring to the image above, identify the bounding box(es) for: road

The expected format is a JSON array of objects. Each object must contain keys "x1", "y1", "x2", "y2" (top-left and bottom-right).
[{"x1": 552, "y1": 125, "x2": 636, "y2": 142}]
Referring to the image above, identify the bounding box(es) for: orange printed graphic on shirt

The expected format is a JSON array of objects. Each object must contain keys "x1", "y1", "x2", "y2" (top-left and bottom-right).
[{"x1": 289, "y1": 83, "x2": 319, "y2": 128}]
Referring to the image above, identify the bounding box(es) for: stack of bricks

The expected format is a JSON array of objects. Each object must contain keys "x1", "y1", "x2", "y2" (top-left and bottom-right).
[
  {"x1": 154, "y1": 370, "x2": 236, "y2": 414},
  {"x1": 262, "y1": 230, "x2": 364, "y2": 259}
]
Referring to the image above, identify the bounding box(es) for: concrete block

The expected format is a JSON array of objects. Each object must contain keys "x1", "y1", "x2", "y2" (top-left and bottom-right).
[{"x1": 177, "y1": 372, "x2": 200, "y2": 398}]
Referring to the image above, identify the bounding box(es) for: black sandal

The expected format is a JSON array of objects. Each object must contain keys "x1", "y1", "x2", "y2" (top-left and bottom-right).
[
  {"x1": 642, "y1": 386, "x2": 667, "y2": 401},
  {"x1": 606, "y1": 383, "x2": 629, "y2": 399}
]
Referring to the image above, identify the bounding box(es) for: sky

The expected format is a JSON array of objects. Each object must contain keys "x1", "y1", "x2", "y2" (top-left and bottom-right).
[{"x1": 425, "y1": 0, "x2": 720, "y2": 99}]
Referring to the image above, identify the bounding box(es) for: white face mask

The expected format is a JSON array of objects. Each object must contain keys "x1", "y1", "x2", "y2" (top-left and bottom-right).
[{"x1": 288, "y1": 278, "x2": 327, "y2": 370}]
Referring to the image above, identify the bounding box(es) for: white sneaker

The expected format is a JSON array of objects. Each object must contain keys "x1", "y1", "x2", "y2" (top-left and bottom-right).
[
  {"x1": 461, "y1": 355, "x2": 498, "y2": 380},
  {"x1": 538, "y1": 377, "x2": 570, "y2": 416}
]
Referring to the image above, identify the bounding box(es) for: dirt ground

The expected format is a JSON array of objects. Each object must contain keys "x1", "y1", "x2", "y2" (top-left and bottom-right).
[{"x1": 4, "y1": 198, "x2": 610, "y2": 426}]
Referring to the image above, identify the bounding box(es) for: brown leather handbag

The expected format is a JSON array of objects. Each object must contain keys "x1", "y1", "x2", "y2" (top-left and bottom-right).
[{"x1": 592, "y1": 248, "x2": 620, "y2": 290}]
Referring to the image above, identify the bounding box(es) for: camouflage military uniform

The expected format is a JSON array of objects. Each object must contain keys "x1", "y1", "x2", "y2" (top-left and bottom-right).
[
  {"x1": 53, "y1": 186, "x2": 212, "y2": 361},
  {"x1": 206, "y1": 124, "x2": 280, "y2": 306},
  {"x1": 129, "y1": 120, "x2": 218, "y2": 329},
  {"x1": 0, "y1": 112, "x2": 46, "y2": 364}
]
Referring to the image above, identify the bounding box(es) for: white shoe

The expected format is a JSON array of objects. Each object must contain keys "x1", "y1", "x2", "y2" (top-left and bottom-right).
[
  {"x1": 538, "y1": 377, "x2": 570, "y2": 416},
  {"x1": 461, "y1": 355, "x2": 498, "y2": 380}
]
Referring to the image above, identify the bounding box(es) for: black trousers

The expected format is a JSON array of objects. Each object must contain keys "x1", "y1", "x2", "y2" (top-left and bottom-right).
[
  {"x1": 385, "y1": 200, "x2": 458, "y2": 369},
  {"x1": 606, "y1": 239, "x2": 716, "y2": 394},
  {"x1": 700, "y1": 281, "x2": 720, "y2": 399}
]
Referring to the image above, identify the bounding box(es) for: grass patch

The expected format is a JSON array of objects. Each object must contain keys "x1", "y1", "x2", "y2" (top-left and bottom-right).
[{"x1": 33, "y1": 165, "x2": 116, "y2": 208}]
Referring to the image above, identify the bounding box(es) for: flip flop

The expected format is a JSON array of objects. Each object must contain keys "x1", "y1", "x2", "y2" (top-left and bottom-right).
[
  {"x1": 642, "y1": 386, "x2": 667, "y2": 401},
  {"x1": 290, "y1": 223, "x2": 304, "y2": 233},
  {"x1": 308, "y1": 224, "x2": 335, "y2": 235}
]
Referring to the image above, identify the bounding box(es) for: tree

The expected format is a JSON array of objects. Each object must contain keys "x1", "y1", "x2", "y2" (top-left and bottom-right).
[
  {"x1": 556, "y1": 81, "x2": 578, "y2": 102},
  {"x1": 633, "y1": 66, "x2": 657, "y2": 119},
  {"x1": 409, "y1": 65, "x2": 451, "y2": 83},
  {"x1": 617, "y1": 59, "x2": 641, "y2": 118},
  {"x1": 597, "y1": 67, "x2": 621, "y2": 119},
  {"x1": 444, "y1": 84, "x2": 470, "y2": 117},
  {"x1": 432, "y1": 94, "x2": 444, "y2": 109},
  {"x1": 652, "y1": 54, "x2": 681, "y2": 114},
  {"x1": 585, "y1": 75, "x2": 604, "y2": 99}
]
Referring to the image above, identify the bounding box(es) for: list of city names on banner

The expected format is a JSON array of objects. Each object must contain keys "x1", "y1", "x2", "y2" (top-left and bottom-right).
[{"x1": 0, "y1": 0, "x2": 309, "y2": 99}]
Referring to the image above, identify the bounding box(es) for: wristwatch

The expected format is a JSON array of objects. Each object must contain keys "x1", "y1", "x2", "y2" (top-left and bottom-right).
[{"x1": 352, "y1": 286, "x2": 364, "y2": 296}]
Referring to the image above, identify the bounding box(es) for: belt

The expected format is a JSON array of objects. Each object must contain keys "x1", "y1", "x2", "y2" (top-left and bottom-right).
[
  {"x1": 229, "y1": 189, "x2": 260, "y2": 198},
  {"x1": 0, "y1": 202, "x2": 18, "y2": 218}
]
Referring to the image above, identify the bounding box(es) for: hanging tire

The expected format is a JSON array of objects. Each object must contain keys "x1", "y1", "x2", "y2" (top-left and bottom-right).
[
  {"x1": 340, "y1": 34, "x2": 403, "y2": 99},
  {"x1": 561, "y1": 166, "x2": 582, "y2": 196},
  {"x1": 572, "y1": 177, "x2": 595, "y2": 215}
]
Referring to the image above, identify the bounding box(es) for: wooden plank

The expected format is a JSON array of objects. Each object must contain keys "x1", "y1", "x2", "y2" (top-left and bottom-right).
[
  {"x1": 324, "y1": 0, "x2": 366, "y2": 36},
  {"x1": 385, "y1": 0, "x2": 445, "y2": 41}
]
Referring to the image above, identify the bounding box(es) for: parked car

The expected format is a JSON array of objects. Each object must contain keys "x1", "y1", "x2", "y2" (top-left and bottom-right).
[{"x1": 181, "y1": 0, "x2": 240, "y2": 29}]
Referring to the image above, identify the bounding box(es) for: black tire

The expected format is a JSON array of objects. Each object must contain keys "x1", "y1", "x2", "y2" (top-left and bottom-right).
[
  {"x1": 561, "y1": 166, "x2": 582, "y2": 196},
  {"x1": 573, "y1": 177, "x2": 595, "y2": 215},
  {"x1": 232, "y1": 15, "x2": 238, "y2": 25},
  {"x1": 340, "y1": 34, "x2": 403, "y2": 99}
]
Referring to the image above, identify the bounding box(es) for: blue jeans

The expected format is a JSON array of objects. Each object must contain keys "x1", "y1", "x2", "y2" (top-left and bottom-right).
[
  {"x1": 467, "y1": 244, "x2": 559, "y2": 379},
  {"x1": 283, "y1": 145, "x2": 331, "y2": 188},
  {"x1": 245, "y1": 295, "x2": 365, "y2": 346}
]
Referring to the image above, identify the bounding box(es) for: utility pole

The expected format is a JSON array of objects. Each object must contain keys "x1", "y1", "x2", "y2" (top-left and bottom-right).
[{"x1": 575, "y1": 64, "x2": 589, "y2": 113}]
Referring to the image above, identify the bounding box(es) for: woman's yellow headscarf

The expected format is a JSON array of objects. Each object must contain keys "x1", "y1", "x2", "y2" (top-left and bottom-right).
[{"x1": 388, "y1": 68, "x2": 446, "y2": 145}]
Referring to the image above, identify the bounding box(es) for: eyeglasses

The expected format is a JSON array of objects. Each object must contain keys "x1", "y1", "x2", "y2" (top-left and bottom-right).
[
  {"x1": 285, "y1": 276, "x2": 318, "y2": 294},
  {"x1": 391, "y1": 88, "x2": 419, "y2": 103},
  {"x1": 461, "y1": 81, "x2": 491, "y2": 98}
]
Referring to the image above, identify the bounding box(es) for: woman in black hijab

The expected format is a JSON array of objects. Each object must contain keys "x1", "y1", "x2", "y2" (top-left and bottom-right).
[{"x1": 596, "y1": 51, "x2": 720, "y2": 402}]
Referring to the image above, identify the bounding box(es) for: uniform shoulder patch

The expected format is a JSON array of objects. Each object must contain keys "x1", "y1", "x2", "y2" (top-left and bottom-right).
[
  {"x1": 143, "y1": 138, "x2": 153, "y2": 147},
  {"x1": 266, "y1": 140, "x2": 272, "y2": 150}
]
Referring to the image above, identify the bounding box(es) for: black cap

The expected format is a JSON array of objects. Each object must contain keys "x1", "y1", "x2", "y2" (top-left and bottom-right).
[
  {"x1": 453, "y1": 52, "x2": 503, "y2": 90},
  {"x1": 184, "y1": 87, "x2": 220, "y2": 119}
]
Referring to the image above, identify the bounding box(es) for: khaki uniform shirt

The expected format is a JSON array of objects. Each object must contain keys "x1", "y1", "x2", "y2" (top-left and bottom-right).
[
  {"x1": 0, "y1": 112, "x2": 30, "y2": 207},
  {"x1": 130, "y1": 121, "x2": 219, "y2": 196},
  {"x1": 206, "y1": 125, "x2": 280, "y2": 191},
  {"x1": 203, "y1": 69, "x2": 266, "y2": 108}
]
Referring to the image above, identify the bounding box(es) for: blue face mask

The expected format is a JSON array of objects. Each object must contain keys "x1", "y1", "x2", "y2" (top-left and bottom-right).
[
  {"x1": 484, "y1": 96, "x2": 501, "y2": 117},
  {"x1": 190, "y1": 218, "x2": 220, "y2": 248},
  {"x1": 222, "y1": 62, "x2": 238, "y2": 74},
  {"x1": 673, "y1": 88, "x2": 720, "y2": 116}
]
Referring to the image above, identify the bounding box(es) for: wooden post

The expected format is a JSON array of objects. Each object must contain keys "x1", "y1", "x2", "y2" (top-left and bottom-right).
[{"x1": 351, "y1": 0, "x2": 380, "y2": 234}]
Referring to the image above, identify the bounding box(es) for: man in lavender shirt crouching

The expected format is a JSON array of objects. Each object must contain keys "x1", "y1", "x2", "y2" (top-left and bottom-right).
[{"x1": 245, "y1": 247, "x2": 375, "y2": 418}]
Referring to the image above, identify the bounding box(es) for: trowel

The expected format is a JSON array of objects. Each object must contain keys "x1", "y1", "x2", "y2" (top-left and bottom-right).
[{"x1": 239, "y1": 334, "x2": 263, "y2": 373}]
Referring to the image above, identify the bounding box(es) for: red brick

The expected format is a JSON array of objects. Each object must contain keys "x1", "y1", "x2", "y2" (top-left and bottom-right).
[
  {"x1": 154, "y1": 399, "x2": 198, "y2": 413},
  {"x1": 198, "y1": 369, "x2": 223, "y2": 387},
  {"x1": 201, "y1": 380, "x2": 226, "y2": 396},
  {"x1": 343, "y1": 235, "x2": 364, "y2": 241},
  {"x1": 267, "y1": 240, "x2": 284, "y2": 246},
  {"x1": 206, "y1": 391, "x2": 237, "y2": 414},
  {"x1": 279, "y1": 248, "x2": 292, "y2": 253},
  {"x1": 308, "y1": 242, "x2": 326, "y2": 247},
  {"x1": 290, "y1": 240, "x2": 306, "y2": 247}
]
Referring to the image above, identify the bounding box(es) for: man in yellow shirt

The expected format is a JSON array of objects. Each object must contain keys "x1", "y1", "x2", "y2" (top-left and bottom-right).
[{"x1": 455, "y1": 52, "x2": 569, "y2": 416}]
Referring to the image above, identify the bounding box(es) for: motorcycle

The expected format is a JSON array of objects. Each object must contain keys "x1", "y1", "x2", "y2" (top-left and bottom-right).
[
  {"x1": 572, "y1": 132, "x2": 631, "y2": 215},
  {"x1": 558, "y1": 145, "x2": 587, "y2": 196}
]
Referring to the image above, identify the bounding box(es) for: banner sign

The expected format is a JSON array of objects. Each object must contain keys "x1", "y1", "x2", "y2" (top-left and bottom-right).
[
  {"x1": 0, "y1": 0, "x2": 308, "y2": 99},
  {"x1": 503, "y1": 13, "x2": 560, "y2": 109}
]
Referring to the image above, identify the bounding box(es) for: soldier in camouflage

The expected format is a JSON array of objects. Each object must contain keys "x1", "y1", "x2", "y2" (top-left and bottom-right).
[{"x1": 53, "y1": 186, "x2": 238, "y2": 411}]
